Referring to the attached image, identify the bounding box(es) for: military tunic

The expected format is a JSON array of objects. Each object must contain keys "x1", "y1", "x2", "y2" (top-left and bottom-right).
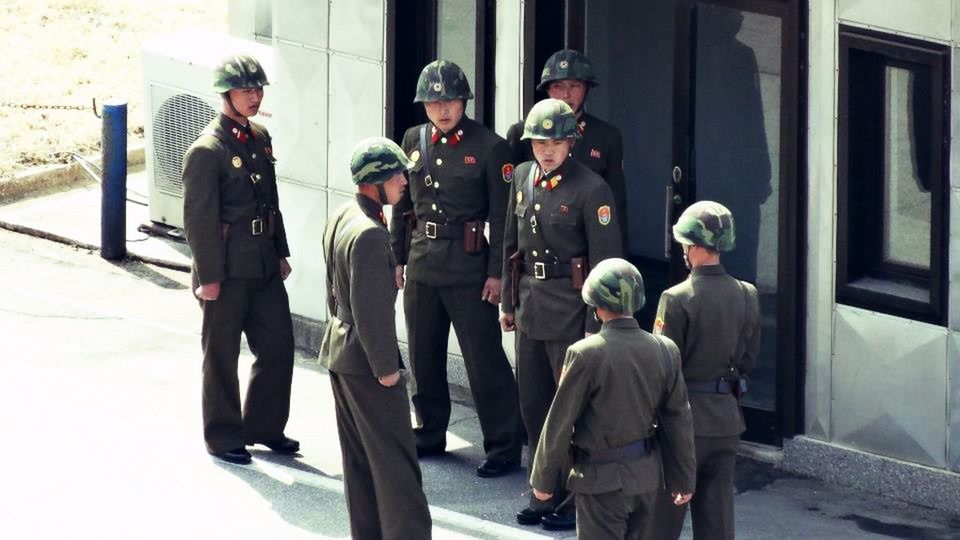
[
  {"x1": 506, "y1": 112, "x2": 629, "y2": 249},
  {"x1": 182, "y1": 113, "x2": 294, "y2": 454},
  {"x1": 650, "y1": 264, "x2": 760, "y2": 540},
  {"x1": 500, "y1": 158, "x2": 622, "y2": 513},
  {"x1": 530, "y1": 318, "x2": 696, "y2": 539},
  {"x1": 388, "y1": 117, "x2": 521, "y2": 462},
  {"x1": 320, "y1": 195, "x2": 432, "y2": 540}
]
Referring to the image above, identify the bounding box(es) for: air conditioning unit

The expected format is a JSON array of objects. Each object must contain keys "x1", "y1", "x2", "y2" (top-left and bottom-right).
[{"x1": 142, "y1": 31, "x2": 275, "y2": 229}]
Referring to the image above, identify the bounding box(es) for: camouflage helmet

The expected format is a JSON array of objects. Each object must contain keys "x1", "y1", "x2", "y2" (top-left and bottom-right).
[
  {"x1": 521, "y1": 99, "x2": 581, "y2": 140},
  {"x1": 672, "y1": 200, "x2": 736, "y2": 251},
  {"x1": 414, "y1": 60, "x2": 474, "y2": 102},
  {"x1": 537, "y1": 49, "x2": 599, "y2": 91},
  {"x1": 581, "y1": 258, "x2": 645, "y2": 314},
  {"x1": 349, "y1": 137, "x2": 413, "y2": 185},
  {"x1": 213, "y1": 54, "x2": 270, "y2": 94}
]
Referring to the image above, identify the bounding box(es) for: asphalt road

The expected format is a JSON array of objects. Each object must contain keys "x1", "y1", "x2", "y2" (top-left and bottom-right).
[{"x1": 0, "y1": 227, "x2": 957, "y2": 539}]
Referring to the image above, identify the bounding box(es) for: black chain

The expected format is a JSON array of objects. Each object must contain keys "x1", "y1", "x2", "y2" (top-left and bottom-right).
[{"x1": 0, "y1": 98, "x2": 100, "y2": 116}]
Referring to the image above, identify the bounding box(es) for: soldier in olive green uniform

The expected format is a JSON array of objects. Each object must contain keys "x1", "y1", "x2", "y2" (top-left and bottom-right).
[
  {"x1": 183, "y1": 54, "x2": 298, "y2": 465},
  {"x1": 500, "y1": 98, "x2": 623, "y2": 531},
  {"x1": 505, "y1": 50, "x2": 629, "y2": 249},
  {"x1": 389, "y1": 60, "x2": 522, "y2": 478},
  {"x1": 320, "y1": 137, "x2": 432, "y2": 540},
  {"x1": 530, "y1": 258, "x2": 696, "y2": 539},
  {"x1": 650, "y1": 201, "x2": 761, "y2": 540}
]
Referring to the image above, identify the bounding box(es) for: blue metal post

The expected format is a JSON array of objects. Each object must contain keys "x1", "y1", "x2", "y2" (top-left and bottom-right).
[{"x1": 101, "y1": 99, "x2": 127, "y2": 260}]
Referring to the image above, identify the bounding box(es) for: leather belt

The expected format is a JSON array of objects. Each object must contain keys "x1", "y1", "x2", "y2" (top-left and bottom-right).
[
  {"x1": 685, "y1": 378, "x2": 734, "y2": 394},
  {"x1": 225, "y1": 217, "x2": 270, "y2": 238},
  {"x1": 416, "y1": 220, "x2": 461, "y2": 240},
  {"x1": 575, "y1": 436, "x2": 656, "y2": 465},
  {"x1": 522, "y1": 260, "x2": 572, "y2": 280}
]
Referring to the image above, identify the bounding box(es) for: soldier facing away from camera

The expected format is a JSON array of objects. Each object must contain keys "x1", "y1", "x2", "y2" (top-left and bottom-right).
[
  {"x1": 650, "y1": 200, "x2": 761, "y2": 540},
  {"x1": 530, "y1": 258, "x2": 696, "y2": 539}
]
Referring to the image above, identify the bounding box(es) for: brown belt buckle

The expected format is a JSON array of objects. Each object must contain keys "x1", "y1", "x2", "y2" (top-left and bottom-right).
[
  {"x1": 534, "y1": 262, "x2": 546, "y2": 280},
  {"x1": 251, "y1": 218, "x2": 264, "y2": 236},
  {"x1": 424, "y1": 221, "x2": 438, "y2": 239}
]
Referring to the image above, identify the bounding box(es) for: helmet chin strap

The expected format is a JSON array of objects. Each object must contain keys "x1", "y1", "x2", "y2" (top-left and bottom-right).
[
  {"x1": 376, "y1": 183, "x2": 388, "y2": 203},
  {"x1": 222, "y1": 92, "x2": 248, "y2": 125}
]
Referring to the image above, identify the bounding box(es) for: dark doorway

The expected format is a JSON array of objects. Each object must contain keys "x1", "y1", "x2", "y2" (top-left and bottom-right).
[
  {"x1": 565, "y1": 0, "x2": 803, "y2": 445},
  {"x1": 387, "y1": 0, "x2": 435, "y2": 142}
]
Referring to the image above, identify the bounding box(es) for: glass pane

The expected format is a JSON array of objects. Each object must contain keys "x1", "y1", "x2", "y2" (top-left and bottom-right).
[
  {"x1": 437, "y1": 3, "x2": 477, "y2": 119},
  {"x1": 585, "y1": 0, "x2": 674, "y2": 261},
  {"x1": 883, "y1": 66, "x2": 931, "y2": 270},
  {"x1": 694, "y1": 4, "x2": 781, "y2": 411}
]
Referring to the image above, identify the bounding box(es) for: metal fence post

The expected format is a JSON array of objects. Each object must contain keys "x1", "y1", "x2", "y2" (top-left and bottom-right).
[{"x1": 101, "y1": 99, "x2": 127, "y2": 260}]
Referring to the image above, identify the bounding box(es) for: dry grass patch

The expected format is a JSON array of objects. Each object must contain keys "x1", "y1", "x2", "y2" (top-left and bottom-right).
[{"x1": 0, "y1": 0, "x2": 226, "y2": 181}]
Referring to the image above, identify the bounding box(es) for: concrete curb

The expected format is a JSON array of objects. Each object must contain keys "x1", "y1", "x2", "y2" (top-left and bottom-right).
[{"x1": 0, "y1": 145, "x2": 145, "y2": 203}]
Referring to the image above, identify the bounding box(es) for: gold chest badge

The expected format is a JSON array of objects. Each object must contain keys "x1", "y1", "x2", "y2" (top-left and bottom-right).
[{"x1": 231, "y1": 156, "x2": 242, "y2": 169}]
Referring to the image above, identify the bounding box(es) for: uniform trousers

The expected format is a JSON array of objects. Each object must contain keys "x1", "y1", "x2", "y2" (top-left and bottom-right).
[
  {"x1": 651, "y1": 434, "x2": 740, "y2": 540},
  {"x1": 516, "y1": 332, "x2": 578, "y2": 513},
  {"x1": 404, "y1": 279, "x2": 521, "y2": 461},
  {"x1": 200, "y1": 271, "x2": 294, "y2": 453},
  {"x1": 578, "y1": 489, "x2": 658, "y2": 540},
  {"x1": 330, "y1": 371, "x2": 432, "y2": 540}
]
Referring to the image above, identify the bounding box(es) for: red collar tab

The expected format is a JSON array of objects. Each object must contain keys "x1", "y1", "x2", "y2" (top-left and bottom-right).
[
  {"x1": 537, "y1": 169, "x2": 562, "y2": 191},
  {"x1": 431, "y1": 126, "x2": 463, "y2": 147},
  {"x1": 231, "y1": 125, "x2": 254, "y2": 143}
]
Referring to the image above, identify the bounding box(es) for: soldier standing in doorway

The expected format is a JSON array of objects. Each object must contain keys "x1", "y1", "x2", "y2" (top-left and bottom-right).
[
  {"x1": 319, "y1": 137, "x2": 432, "y2": 540},
  {"x1": 506, "y1": 49, "x2": 629, "y2": 250},
  {"x1": 501, "y1": 98, "x2": 623, "y2": 531},
  {"x1": 389, "y1": 60, "x2": 523, "y2": 478},
  {"x1": 530, "y1": 258, "x2": 696, "y2": 539},
  {"x1": 182, "y1": 53, "x2": 298, "y2": 465},
  {"x1": 650, "y1": 201, "x2": 761, "y2": 540}
]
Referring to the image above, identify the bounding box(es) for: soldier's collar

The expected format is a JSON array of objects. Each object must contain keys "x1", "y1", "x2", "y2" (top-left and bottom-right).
[
  {"x1": 691, "y1": 263, "x2": 726, "y2": 276},
  {"x1": 536, "y1": 159, "x2": 571, "y2": 191},
  {"x1": 221, "y1": 114, "x2": 255, "y2": 142},
  {"x1": 430, "y1": 120, "x2": 466, "y2": 146},
  {"x1": 356, "y1": 193, "x2": 386, "y2": 225},
  {"x1": 603, "y1": 318, "x2": 640, "y2": 330}
]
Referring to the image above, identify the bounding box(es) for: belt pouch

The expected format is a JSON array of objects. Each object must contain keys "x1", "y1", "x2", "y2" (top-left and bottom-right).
[
  {"x1": 463, "y1": 220, "x2": 487, "y2": 254},
  {"x1": 570, "y1": 256, "x2": 589, "y2": 290}
]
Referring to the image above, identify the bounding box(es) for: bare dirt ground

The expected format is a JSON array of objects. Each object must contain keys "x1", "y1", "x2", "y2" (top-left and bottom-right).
[{"x1": 0, "y1": 0, "x2": 226, "y2": 182}]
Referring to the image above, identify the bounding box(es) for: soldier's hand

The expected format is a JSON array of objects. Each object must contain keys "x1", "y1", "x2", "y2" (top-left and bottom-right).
[
  {"x1": 532, "y1": 488, "x2": 552, "y2": 501},
  {"x1": 279, "y1": 258, "x2": 292, "y2": 280},
  {"x1": 378, "y1": 371, "x2": 401, "y2": 387},
  {"x1": 395, "y1": 265, "x2": 405, "y2": 290},
  {"x1": 481, "y1": 277, "x2": 501, "y2": 304},
  {"x1": 672, "y1": 492, "x2": 693, "y2": 506},
  {"x1": 499, "y1": 312, "x2": 516, "y2": 332},
  {"x1": 195, "y1": 282, "x2": 221, "y2": 301}
]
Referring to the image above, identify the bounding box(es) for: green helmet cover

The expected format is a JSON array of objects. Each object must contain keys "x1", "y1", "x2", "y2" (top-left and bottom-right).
[
  {"x1": 213, "y1": 54, "x2": 270, "y2": 94},
  {"x1": 672, "y1": 200, "x2": 736, "y2": 251},
  {"x1": 350, "y1": 137, "x2": 413, "y2": 185},
  {"x1": 521, "y1": 98, "x2": 581, "y2": 140},
  {"x1": 581, "y1": 258, "x2": 646, "y2": 314},
  {"x1": 537, "y1": 49, "x2": 598, "y2": 91},
  {"x1": 414, "y1": 60, "x2": 473, "y2": 102}
]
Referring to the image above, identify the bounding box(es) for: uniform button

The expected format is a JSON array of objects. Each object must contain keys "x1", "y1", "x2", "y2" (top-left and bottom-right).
[
  {"x1": 441, "y1": 137, "x2": 447, "y2": 144},
  {"x1": 255, "y1": 173, "x2": 262, "y2": 180},
  {"x1": 534, "y1": 203, "x2": 541, "y2": 211},
  {"x1": 532, "y1": 250, "x2": 538, "y2": 257},
  {"x1": 436, "y1": 158, "x2": 443, "y2": 166},
  {"x1": 545, "y1": 249, "x2": 551, "y2": 254},
  {"x1": 431, "y1": 204, "x2": 437, "y2": 210},
  {"x1": 434, "y1": 182, "x2": 440, "y2": 189},
  {"x1": 251, "y1": 153, "x2": 257, "y2": 159}
]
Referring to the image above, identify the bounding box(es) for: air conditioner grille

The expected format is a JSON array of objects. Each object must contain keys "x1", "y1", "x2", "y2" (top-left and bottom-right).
[{"x1": 149, "y1": 84, "x2": 218, "y2": 196}]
